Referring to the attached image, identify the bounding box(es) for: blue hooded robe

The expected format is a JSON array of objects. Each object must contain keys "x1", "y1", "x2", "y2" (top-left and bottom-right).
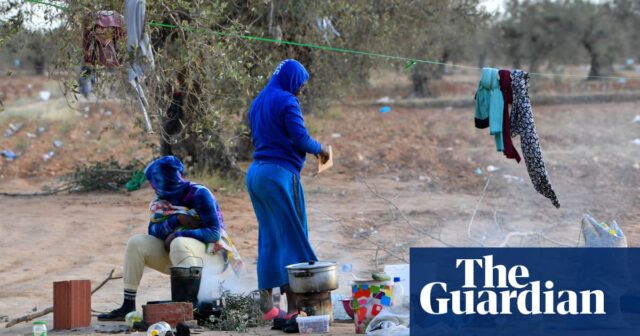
[{"x1": 246, "y1": 60, "x2": 321, "y2": 289}]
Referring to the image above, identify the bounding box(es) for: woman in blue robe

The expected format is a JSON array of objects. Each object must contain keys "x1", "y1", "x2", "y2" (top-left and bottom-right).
[{"x1": 246, "y1": 59, "x2": 330, "y2": 319}]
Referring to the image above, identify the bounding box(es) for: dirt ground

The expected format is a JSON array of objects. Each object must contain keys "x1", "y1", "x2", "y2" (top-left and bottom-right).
[{"x1": 0, "y1": 77, "x2": 639, "y2": 335}]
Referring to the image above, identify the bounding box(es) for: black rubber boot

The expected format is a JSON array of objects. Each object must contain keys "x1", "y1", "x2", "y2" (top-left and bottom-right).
[{"x1": 170, "y1": 266, "x2": 202, "y2": 305}]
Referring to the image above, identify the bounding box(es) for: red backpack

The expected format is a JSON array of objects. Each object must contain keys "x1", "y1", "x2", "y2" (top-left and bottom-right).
[{"x1": 82, "y1": 11, "x2": 125, "y2": 67}]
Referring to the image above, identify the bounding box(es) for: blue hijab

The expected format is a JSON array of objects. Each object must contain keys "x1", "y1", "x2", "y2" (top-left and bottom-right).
[{"x1": 144, "y1": 156, "x2": 191, "y2": 202}]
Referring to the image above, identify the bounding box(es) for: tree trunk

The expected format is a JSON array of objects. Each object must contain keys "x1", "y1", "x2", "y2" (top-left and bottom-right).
[
  {"x1": 583, "y1": 40, "x2": 614, "y2": 79},
  {"x1": 33, "y1": 60, "x2": 45, "y2": 75},
  {"x1": 438, "y1": 51, "x2": 449, "y2": 77},
  {"x1": 587, "y1": 52, "x2": 614, "y2": 79},
  {"x1": 409, "y1": 68, "x2": 431, "y2": 98}
]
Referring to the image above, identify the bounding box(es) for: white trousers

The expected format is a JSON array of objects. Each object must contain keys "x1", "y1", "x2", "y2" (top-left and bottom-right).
[{"x1": 123, "y1": 234, "x2": 215, "y2": 291}]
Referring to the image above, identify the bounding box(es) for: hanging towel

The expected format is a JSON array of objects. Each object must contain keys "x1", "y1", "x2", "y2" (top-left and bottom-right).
[
  {"x1": 511, "y1": 70, "x2": 560, "y2": 208},
  {"x1": 124, "y1": 0, "x2": 154, "y2": 132},
  {"x1": 124, "y1": 0, "x2": 154, "y2": 82},
  {"x1": 498, "y1": 69, "x2": 521, "y2": 163},
  {"x1": 475, "y1": 68, "x2": 504, "y2": 151}
]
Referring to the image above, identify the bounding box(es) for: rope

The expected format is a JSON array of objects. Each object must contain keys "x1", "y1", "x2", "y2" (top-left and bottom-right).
[{"x1": 24, "y1": 0, "x2": 640, "y2": 81}]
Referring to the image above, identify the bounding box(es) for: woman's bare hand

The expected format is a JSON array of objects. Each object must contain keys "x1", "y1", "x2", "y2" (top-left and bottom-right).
[{"x1": 317, "y1": 146, "x2": 330, "y2": 164}]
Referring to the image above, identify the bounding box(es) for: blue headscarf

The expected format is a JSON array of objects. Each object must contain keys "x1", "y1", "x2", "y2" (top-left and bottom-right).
[{"x1": 144, "y1": 156, "x2": 191, "y2": 202}]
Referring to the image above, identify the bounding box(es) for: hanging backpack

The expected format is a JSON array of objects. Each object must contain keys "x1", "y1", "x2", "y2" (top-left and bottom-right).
[{"x1": 82, "y1": 11, "x2": 125, "y2": 67}]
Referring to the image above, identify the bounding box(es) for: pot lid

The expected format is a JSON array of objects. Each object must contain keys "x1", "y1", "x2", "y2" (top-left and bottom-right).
[{"x1": 286, "y1": 260, "x2": 336, "y2": 270}]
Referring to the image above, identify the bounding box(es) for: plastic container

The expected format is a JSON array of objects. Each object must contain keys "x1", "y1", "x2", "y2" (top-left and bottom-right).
[
  {"x1": 384, "y1": 264, "x2": 409, "y2": 308},
  {"x1": 352, "y1": 280, "x2": 393, "y2": 333},
  {"x1": 125, "y1": 311, "x2": 143, "y2": 328},
  {"x1": 33, "y1": 321, "x2": 47, "y2": 336},
  {"x1": 297, "y1": 315, "x2": 330, "y2": 334},
  {"x1": 147, "y1": 321, "x2": 171, "y2": 336},
  {"x1": 392, "y1": 277, "x2": 404, "y2": 307}
]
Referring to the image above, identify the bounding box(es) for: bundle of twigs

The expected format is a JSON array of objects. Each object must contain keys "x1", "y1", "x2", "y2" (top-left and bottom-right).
[
  {"x1": 0, "y1": 158, "x2": 146, "y2": 197},
  {"x1": 204, "y1": 290, "x2": 266, "y2": 332},
  {"x1": 68, "y1": 158, "x2": 145, "y2": 192}
]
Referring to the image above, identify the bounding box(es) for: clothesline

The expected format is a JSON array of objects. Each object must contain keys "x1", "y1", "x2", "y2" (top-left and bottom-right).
[{"x1": 22, "y1": 0, "x2": 640, "y2": 81}]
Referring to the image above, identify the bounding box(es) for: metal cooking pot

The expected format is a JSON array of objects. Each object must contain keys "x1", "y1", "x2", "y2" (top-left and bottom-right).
[{"x1": 286, "y1": 260, "x2": 338, "y2": 293}]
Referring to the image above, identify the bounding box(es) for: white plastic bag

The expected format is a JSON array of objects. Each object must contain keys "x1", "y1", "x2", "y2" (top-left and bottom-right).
[
  {"x1": 365, "y1": 310, "x2": 410, "y2": 336},
  {"x1": 581, "y1": 214, "x2": 627, "y2": 247}
]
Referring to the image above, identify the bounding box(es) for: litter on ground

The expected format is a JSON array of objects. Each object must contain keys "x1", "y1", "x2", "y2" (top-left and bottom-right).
[{"x1": 1, "y1": 150, "x2": 17, "y2": 161}]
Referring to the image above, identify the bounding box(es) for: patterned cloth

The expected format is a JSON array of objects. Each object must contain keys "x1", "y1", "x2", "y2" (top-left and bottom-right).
[
  {"x1": 82, "y1": 11, "x2": 125, "y2": 67},
  {"x1": 510, "y1": 70, "x2": 560, "y2": 208},
  {"x1": 150, "y1": 199, "x2": 245, "y2": 276}
]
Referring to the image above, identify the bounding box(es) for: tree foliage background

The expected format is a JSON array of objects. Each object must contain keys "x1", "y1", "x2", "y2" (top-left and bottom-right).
[{"x1": 1, "y1": 0, "x2": 639, "y2": 175}]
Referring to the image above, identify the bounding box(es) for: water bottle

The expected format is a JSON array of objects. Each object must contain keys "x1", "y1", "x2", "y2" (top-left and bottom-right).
[
  {"x1": 392, "y1": 277, "x2": 404, "y2": 307},
  {"x1": 32, "y1": 321, "x2": 47, "y2": 336},
  {"x1": 147, "y1": 321, "x2": 171, "y2": 336},
  {"x1": 125, "y1": 311, "x2": 143, "y2": 327}
]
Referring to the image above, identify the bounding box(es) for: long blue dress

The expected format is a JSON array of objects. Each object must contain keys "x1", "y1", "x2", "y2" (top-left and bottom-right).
[{"x1": 246, "y1": 59, "x2": 322, "y2": 289}]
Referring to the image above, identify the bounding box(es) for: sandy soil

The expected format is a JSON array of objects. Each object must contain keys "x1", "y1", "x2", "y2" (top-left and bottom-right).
[{"x1": 0, "y1": 78, "x2": 639, "y2": 334}]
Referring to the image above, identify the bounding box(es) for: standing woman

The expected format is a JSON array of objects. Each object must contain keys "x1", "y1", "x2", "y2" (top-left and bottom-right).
[{"x1": 246, "y1": 59, "x2": 330, "y2": 320}]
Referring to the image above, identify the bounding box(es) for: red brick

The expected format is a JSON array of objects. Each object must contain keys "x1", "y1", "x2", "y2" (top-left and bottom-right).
[
  {"x1": 53, "y1": 280, "x2": 91, "y2": 330},
  {"x1": 143, "y1": 302, "x2": 193, "y2": 327}
]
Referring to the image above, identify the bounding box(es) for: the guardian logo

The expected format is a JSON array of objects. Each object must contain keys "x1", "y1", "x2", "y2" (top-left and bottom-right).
[{"x1": 420, "y1": 255, "x2": 606, "y2": 315}]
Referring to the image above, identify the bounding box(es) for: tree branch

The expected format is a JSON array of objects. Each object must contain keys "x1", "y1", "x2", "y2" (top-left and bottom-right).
[{"x1": 5, "y1": 269, "x2": 122, "y2": 328}]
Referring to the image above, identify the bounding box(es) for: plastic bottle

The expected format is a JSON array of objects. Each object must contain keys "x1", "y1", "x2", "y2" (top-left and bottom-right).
[
  {"x1": 147, "y1": 321, "x2": 171, "y2": 336},
  {"x1": 125, "y1": 311, "x2": 143, "y2": 328},
  {"x1": 32, "y1": 321, "x2": 47, "y2": 336},
  {"x1": 392, "y1": 277, "x2": 404, "y2": 307}
]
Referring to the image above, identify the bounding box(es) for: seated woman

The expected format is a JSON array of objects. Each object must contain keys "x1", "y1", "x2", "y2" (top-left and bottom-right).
[{"x1": 98, "y1": 155, "x2": 242, "y2": 321}]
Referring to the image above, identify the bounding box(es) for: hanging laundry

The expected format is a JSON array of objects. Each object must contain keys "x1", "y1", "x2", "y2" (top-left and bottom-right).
[
  {"x1": 498, "y1": 69, "x2": 521, "y2": 163},
  {"x1": 316, "y1": 17, "x2": 340, "y2": 41},
  {"x1": 82, "y1": 11, "x2": 125, "y2": 67},
  {"x1": 511, "y1": 70, "x2": 560, "y2": 208},
  {"x1": 124, "y1": 0, "x2": 154, "y2": 132},
  {"x1": 125, "y1": 0, "x2": 154, "y2": 82},
  {"x1": 475, "y1": 68, "x2": 504, "y2": 152}
]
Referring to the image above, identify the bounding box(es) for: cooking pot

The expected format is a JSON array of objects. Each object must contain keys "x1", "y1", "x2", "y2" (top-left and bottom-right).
[{"x1": 286, "y1": 260, "x2": 338, "y2": 293}]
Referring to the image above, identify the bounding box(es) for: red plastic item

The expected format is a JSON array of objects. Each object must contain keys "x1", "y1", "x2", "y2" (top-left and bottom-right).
[
  {"x1": 354, "y1": 288, "x2": 371, "y2": 299},
  {"x1": 357, "y1": 307, "x2": 367, "y2": 321},
  {"x1": 371, "y1": 304, "x2": 383, "y2": 316}
]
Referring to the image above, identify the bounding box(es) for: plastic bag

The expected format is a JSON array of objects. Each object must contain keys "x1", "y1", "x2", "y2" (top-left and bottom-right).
[
  {"x1": 365, "y1": 310, "x2": 409, "y2": 336},
  {"x1": 581, "y1": 214, "x2": 627, "y2": 247}
]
